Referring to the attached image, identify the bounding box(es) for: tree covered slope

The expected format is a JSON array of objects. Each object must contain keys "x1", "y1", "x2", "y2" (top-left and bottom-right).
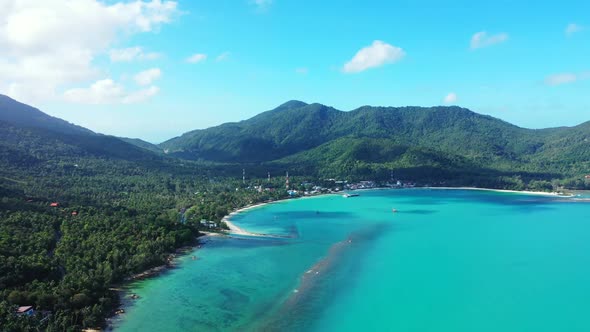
[
  {"x1": 0, "y1": 95, "x2": 92, "y2": 136},
  {"x1": 160, "y1": 101, "x2": 590, "y2": 178}
]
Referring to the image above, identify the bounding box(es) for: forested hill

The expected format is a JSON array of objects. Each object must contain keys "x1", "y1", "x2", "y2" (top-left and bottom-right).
[
  {"x1": 119, "y1": 137, "x2": 163, "y2": 154},
  {"x1": 160, "y1": 101, "x2": 590, "y2": 181},
  {"x1": 160, "y1": 101, "x2": 342, "y2": 162},
  {"x1": 0, "y1": 94, "x2": 92, "y2": 136},
  {"x1": 0, "y1": 94, "x2": 163, "y2": 163}
]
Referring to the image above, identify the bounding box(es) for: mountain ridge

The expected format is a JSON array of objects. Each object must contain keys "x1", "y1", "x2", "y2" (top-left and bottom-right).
[
  {"x1": 155, "y1": 100, "x2": 590, "y2": 181},
  {"x1": 158, "y1": 102, "x2": 546, "y2": 161},
  {"x1": 2, "y1": 94, "x2": 589, "y2": 183},
  {"x1": 0, "y1": 94, "x2": 94, "y2": 136},
  {"x1": 0, "y1": 94, "x2": 162, "y2": 163}
]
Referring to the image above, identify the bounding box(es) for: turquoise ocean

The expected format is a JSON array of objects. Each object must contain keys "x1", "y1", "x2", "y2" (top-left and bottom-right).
[{"x1": 112, "y1": 189, "x2": 590, "y2": 331}]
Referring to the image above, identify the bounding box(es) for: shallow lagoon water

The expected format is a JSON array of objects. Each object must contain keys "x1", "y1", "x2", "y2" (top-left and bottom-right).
[{"x1": 113, "y1": 189, "x2": 590, "y2": 331}]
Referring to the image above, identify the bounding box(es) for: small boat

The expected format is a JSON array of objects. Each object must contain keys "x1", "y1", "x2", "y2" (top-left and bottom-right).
[
  {"x1": 391, "y1": 208, "x2": 398, "y2": 213},
  {"x1": 343, "y1": 193, "x2": 359, "y2": 198}
]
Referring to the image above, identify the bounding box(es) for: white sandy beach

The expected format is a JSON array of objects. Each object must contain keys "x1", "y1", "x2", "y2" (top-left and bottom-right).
[
  {"x1": 427, "y1": 186, "x2": 571, "y2": 197},
  {"x1": 198, "y1": 231, "x2": 225, "y2": 237},
  {"x1": 221, "y1": 202, "x2": 271, "y2": 236},
  {"x1": 220, "y1": 193, "x2": 342, "y2": 237}
]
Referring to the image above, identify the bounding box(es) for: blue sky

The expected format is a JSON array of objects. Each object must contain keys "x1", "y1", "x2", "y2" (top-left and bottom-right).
[{"x1": 1, "y1": 0, "x2": 589, "y2": 142}]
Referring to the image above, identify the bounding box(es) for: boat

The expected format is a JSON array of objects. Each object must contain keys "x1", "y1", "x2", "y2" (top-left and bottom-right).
[{"x1": 343, "y1": 193, "x2": 360, "y2": 198}]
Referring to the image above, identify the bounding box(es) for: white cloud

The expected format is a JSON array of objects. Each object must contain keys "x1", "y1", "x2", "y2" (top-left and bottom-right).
[
  {"x1": 343, "y1": 40, "x2": 405, "y2": 74},
  {"x1": 134, "y1": 68, "x2": 162, "y2": 86},
  {"x1": 0, "y1": 0, "x2": 178, "y2": 104},
  {"x1": 122, "y1": 86, "x2": 160, "y2": 104},
  {"x1": 64, "y1": 79, "x2": 125, "y2": 104},
  {"x1": 5, "y1": 82, "x2": 54, "y2": 104},
  {"x1": 470, "y1": 31, "x2": 509, "y2": 49},
  {"x1": 186, "y1": 53, "x2": 207, "y2": 63},
  {"x1": 215, "y1": 52, "x2": 231, "y2": 62},
  {"x1": 544, "y1": 72, "x2": 590, "y2": 86},
  {"x1": 110, "y1": 46, "x2": 161, "y2": 62},
  {"x1": 565, "y1": 23, "x2": 583, "y2": 36},
  {"x1": 443, "y1": 92, "x2": 458, "y2": 104},
  {"x1": 64, "y1": 79, "x2": 159, "y2": 104}
]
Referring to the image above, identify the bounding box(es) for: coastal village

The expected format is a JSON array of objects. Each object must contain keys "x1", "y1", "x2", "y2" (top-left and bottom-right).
[{"x1": 188, "y1": 171, "x2": 418, "y2": 234}]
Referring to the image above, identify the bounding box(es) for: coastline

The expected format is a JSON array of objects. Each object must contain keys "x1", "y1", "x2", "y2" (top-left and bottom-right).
[
  {"x1": 424, "y1": 186, "x2": 571, "y2": 197},
  {"x1": 221, "y1": 186, "x2": 573, "y2": 238},
  {"x1": 221, "y1": 202, "x2": 271, "y2": 236},
  {"x1": 106, "y1": 234, "x2": 216, "y2": 330},
  {"x1": 221, "y1": 193, "x2": 337, "y2": 237},
  {"x1": 335, "y1": 185, "x2": 570, "y2": 198},
  {"x1": 110, "y1": 195, "x2": 325, "y2": 328},
  {"x1": 122, "y1": 235, "x2": 215, "y2": 282}
]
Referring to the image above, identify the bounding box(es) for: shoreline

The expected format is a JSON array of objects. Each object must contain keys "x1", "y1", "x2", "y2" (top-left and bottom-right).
[
  {"x1": 106, "y1": 234, "x2": 216, "y2": 330},
  {"x1": 221, "y1": 193, "x2": 337, "y2": 237},
  {"x1": 122, "y1": 236, "x2": 214, "y2": 282},
  {"x1": 333, "y1": 185, "x2": 571, "y2": 198},
  {"x1": 109, "y1": 195, "x2": 319, "y2": 328},
  {"x1": 426, "y1": 186, "x2": 572, "y2": 197},
  {"x1": 221, "y1": 202, "x2": 271, "y2": 236},
  {"x1": 220, "y1": 186, "x2": 575, "y2": 237}
]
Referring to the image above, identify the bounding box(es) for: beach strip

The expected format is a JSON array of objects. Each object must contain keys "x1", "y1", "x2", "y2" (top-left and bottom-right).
[
  {"x1": 426, "y1": 186, "x2": 571, "y2": 197},
  {"x1": 221, "y1": 202, "x2": 275, "y2": 237}
]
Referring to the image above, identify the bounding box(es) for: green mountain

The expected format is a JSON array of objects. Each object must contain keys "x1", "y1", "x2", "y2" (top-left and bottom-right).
[
  {"x1": 3, "y1": 95, "x2": 588, "y2": 184},
  {"x1": 160, "y1": 101, "x2": 590, "y2": 180},
  {"x1": 160, "y1": 101, "x2": 342, "y2": 162},
  {"x1": 119, "y1": 137, "x2": 163, "y2": 154},
  {"x1": 0, "y1": 94, "x2": 163, "y2": 166},
  {"x1": 0, "y1": 94, "x2": 92, "y2": 135}
]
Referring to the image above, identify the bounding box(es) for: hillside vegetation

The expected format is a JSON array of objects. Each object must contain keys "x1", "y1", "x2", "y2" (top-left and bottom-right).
[{"x1": 161, "y1": 101, "x2": 590, "y2": 184}]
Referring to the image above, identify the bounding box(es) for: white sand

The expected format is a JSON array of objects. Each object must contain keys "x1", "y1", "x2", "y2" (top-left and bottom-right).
[
  {"x1": 427, "y1": 186, "x2": 571, "y2": 197},
  {"x1": 220, "y1": 194, "x2": 338, "y2": 237},
  {"x1": 221, "y1": 202, "x2": 272, "y2": 237},
  {"x1": 198, "y1": 231, "x2": 225, "y2": 237}
]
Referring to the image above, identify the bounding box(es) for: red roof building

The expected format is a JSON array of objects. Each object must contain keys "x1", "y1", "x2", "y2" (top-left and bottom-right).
[
  {"x1": 50, "y1": 202, "x2": 59, "y2": 207},
  {"x1": 71, "y1": 211, "x2": 78, "y2": 216}
]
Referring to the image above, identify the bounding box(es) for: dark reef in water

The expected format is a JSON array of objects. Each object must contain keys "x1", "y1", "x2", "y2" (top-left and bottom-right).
[{"x1": 254, "y1": 222, "x2": 393, "y2": 331}]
